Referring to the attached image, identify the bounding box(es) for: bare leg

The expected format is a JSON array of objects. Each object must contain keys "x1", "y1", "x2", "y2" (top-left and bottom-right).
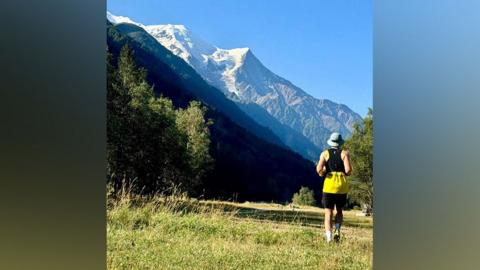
[
  {"x1": 324, "y1": 208, "x2": 333, "y2": 242},
  {"x1": 325, "y1": 208, "x2": 333, "y2": 232},
  {"x1": 333, "y1": 207, "x2": 343, "y2": 242},
  {"x1": 334, "y1": 207, "x2": 343, "y2": 228}
]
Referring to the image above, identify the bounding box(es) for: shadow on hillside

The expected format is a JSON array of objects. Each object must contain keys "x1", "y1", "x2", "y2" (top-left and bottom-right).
[{"x1": 201, "y1": 202, "x2": 372, "y2": 229}]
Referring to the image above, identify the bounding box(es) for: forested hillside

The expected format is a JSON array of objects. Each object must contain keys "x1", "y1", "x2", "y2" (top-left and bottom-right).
[{"x1": 107, "y1": 22, "x2": 322, "y2": 202}]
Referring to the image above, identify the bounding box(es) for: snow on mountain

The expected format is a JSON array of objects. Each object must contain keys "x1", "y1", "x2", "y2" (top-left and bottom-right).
[
  {"x1": 144, "y1": 24, "x2": 216, "y2": 65},
  {"x1": 107, "y1": 12, "x2": 144, "y2": 27},
  {"x1": 107, "y1": 12, "x2": 249, "y2": 97},
  {"x1": 107, "y1": 12, "x2": 362, "y2": 152},
  {"x1": 143, "y1": 24, "x2": 250, "y2": 98}
]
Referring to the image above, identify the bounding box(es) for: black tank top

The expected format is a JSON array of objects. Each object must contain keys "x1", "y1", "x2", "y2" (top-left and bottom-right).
[{"x1": 325, "y1": 148, "x2": 345, "y2": 174}]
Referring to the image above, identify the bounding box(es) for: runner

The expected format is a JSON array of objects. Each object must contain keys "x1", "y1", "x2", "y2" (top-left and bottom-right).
[{"x1": 316, "y1": 132, "x2": 352, "y2": 243}]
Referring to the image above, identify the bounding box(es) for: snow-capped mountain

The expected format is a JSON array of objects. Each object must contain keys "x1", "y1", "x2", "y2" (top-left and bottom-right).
[
  {"x1": 109, "y1": 17, "x2": 250, "y2": 100},
  {"x1": 107, "y1": 12, "x2": 142, "y2": 26},
  {"x1": 107, "y1": 12, "x2": 362, "y2": 157}
]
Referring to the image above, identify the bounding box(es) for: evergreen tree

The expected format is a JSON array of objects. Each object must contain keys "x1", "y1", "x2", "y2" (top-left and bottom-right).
[
  {"x1": 107, "y1": 45, "x2": 212, "y2": 195},
  {"x1": 344, "y1": 108, "x2": 373, "y2": 212}
]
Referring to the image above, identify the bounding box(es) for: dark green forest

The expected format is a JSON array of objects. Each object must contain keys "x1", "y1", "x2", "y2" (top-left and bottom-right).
[
  {"x1": 107, "y1": 22, "x2": 322, "y2": 202},
  {"x1": 107, "y1": 46, "x2": 212, "y2": 196}
]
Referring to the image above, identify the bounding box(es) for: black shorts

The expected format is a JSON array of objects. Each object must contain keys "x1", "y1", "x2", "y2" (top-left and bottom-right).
[{"x1": 322, "y1": 193, "x2": 347, "y2": 210}]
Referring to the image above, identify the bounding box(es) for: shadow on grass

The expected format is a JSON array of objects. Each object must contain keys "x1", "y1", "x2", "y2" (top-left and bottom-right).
[
  {"x1": 200, "y1": 202, "x2": 373, "y2": 229},
  {"x1": 109, "y1": 196, "x2": 372, "y2": 230}
]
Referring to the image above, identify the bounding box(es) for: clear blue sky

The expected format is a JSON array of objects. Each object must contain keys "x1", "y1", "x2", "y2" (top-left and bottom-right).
[{"x1": 108, "y1": 0, "x2": 372, "y2": 116}]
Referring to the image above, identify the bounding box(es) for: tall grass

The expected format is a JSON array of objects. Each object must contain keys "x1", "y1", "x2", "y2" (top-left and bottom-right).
[{"x1": 107, "y1": 186, "x2": 372, "y2": 270}]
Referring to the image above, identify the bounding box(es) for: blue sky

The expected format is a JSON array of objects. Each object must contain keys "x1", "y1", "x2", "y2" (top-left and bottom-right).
[{"x1": 108, "y1": 0, "x2": 372, "y2": 116}]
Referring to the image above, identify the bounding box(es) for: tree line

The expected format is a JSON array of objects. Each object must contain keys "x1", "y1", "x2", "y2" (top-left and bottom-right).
[{"x1": 107, "y1": 45, "x2": 212, "y2": 196}]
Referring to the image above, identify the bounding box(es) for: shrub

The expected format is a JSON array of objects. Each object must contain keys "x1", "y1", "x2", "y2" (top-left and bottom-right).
[{"x1": 291, "y1": 187, "x2": 316, "y2": 206}]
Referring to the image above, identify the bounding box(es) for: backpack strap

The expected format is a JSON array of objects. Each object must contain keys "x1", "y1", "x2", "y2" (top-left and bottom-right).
[{"x1": 326, "y1": 148, "x2": 345, "y2": 174}]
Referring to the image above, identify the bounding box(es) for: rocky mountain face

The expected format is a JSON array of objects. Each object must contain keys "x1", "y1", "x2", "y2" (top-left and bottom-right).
[{"x1": 234, "y1": 50, "x2": 362, "y2": 148}]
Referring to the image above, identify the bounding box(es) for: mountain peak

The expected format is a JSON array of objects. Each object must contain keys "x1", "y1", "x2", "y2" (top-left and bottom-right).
[
  {"x1": 107, "y1": 11, "x2": 143, "y2": 27},
  {"x1": 144, "y1": 24, "x2": 217, "y2": 65},
  {"x1": 150, "y1": 23, "x2": 187, "y2": 31},
  {"x1": 106, "y1": 12, "x2": 251, "y2": 68},
  {"x1": 229, "y1": 47, "x2": 250, "y2": 56},
  {"x1": 144, "y1": 24, "x2": 190, "y2": 38}
]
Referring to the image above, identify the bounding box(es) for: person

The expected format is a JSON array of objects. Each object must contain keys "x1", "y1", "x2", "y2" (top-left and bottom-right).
[{"x1": 316, "y1": 132, "x2": 352, "y2": 243}]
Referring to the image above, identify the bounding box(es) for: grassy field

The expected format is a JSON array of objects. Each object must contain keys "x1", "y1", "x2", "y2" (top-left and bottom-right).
[{"x1": 107, "y1": 194, "x2": 373, "y2": 270}]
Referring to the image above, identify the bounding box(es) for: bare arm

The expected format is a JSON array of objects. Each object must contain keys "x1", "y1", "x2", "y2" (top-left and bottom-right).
[
  {"x1": 342, "y1": 150, "x2": 352, "y2": 176},
  {"x1": 316, "y1": 152, "x2": 326, "y2": 176}
]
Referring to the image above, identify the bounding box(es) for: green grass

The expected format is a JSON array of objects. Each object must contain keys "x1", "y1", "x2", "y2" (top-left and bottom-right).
[{"x1": 107, "y1": 195, "x2": 372, "y2": 270}]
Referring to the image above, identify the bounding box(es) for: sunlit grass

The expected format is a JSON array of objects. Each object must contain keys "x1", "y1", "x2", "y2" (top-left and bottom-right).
[{"x1": 107, "y1": 192, "x2": 372, "y2": 270}]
